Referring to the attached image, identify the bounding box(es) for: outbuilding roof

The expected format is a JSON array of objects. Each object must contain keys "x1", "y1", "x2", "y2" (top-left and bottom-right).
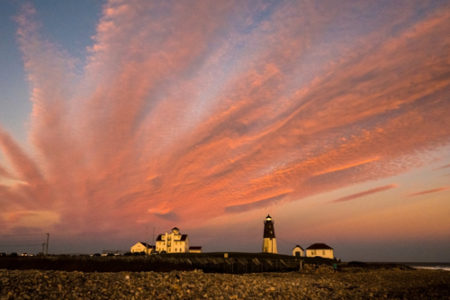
[
  {"x1": 189, "y1": 246, "x2": 202, "y2": 250},
  {"x1": 307, "y1": 243, "x2": 333, "y2": 250},
  {"x1": 136, "y1": 242, "x2": 154, "y2": 248},
  {"x1": 293, "y1": 245, "x2": 304, "y2": 250}
]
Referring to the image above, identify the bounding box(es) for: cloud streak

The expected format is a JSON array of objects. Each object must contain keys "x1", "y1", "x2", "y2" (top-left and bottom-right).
[
  {"x1": 1, "y1": 0, "x2": 449, "y2": 241},
  {"x1": 435, "y1": 164, "x2": 450, "y2": 170},
  {"x1": 407, "y1": 187, "x2": 448, "y2": 197},
  {"x1": 225, "y1": 192, "x2": 291, "y2": 213},
  {"x1": 331, "y1": 184, "x2": 397, "y2": 203}
]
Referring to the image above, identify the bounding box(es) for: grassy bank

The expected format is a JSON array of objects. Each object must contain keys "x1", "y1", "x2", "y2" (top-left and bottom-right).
[{"x1": 0, "y1": 252, "x2": 337, "y2": 273}]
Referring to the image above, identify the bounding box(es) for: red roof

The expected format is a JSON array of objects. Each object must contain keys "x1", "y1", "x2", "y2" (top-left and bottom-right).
[{"x1": 307, "y1": 243, "x2": 333, "y2": 250}]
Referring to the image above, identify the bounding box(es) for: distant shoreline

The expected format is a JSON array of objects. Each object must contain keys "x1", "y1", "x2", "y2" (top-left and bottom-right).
[
  {"x1": 407, "y1": 263, "x2": 450, "y2": 272},
  {"x1": 366, "y1": 262, "x2": 450, "y2": 272}
]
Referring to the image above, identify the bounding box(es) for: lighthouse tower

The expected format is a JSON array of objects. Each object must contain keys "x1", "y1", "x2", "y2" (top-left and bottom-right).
[{"x1": 262, "y1": 214, "x2": 277, "y2": 254}]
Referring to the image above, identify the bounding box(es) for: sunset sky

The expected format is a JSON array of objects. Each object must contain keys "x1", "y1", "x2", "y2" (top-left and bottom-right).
[{"x1": 0, "y1": 0, "x2": 449, "y2": 261}]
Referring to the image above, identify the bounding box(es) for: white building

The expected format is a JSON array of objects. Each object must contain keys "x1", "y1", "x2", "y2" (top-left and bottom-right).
[
  {"x1": 306, "y1": 243, "x2": 334, "y2": 259},
  {"x1": 130, "y1": 242, "x2": 154, "y2": 255},
  {"x1": 292, "y1": 245, "x2": 304, "y2": 257},
  {"x1": 189, "y1": 246, "x2": 202, "y2": 253},
  {"x1": 155, "y1": 227, "x2": 189, "y2": 253}
]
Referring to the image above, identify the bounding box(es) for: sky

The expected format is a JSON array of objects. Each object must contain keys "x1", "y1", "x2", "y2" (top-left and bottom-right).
[{"x1": 0, "y1": 0, "x2": 449, "y2": 262}]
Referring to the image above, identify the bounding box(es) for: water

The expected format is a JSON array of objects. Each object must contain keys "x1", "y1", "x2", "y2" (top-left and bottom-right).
[{"x1": 405, "y1": 262, "x2": 450, "y2": 271}]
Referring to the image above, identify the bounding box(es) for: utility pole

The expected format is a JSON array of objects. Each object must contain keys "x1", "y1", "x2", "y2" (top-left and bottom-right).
[
  {"x1": 152, "y1": 227, "x2": 155, "y2": 245},
  {"x1": 45, "y1": 233, "x2": 49, "y2": 255}
]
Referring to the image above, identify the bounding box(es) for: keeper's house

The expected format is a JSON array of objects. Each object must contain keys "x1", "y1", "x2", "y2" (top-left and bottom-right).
[
  {"x1": 155, "y1": 227, "x2": 189, "y2": 253},
  {"x1": 130, "y1": 242, "x2": 154, "y2": 255},
  {"x1": 306, "y1": 243, "x2": 334, "y2": 259}
]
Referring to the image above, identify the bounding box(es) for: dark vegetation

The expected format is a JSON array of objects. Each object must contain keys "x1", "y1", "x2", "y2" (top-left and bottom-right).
[
  {"x1": 339, "y1": 261, "x2": 413, "y2": 271},
  {"x1": 0, "y1": 252, "x2": 340, "y2": 273}
]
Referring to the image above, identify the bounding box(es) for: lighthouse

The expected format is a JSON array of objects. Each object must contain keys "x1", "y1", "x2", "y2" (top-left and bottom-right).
[{"x1": 262, "y1": 214, "x2": 277, "y2": 254}]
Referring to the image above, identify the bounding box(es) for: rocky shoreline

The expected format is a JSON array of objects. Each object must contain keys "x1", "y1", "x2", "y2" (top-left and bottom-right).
[{"x1": 1, "y1": 268, "x2": 449, "y2": 299}]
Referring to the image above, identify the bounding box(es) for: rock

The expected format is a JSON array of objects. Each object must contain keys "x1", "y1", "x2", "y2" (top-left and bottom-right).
[{"x1": 1, "y1": 268, "x2": 450, "y2": 299}]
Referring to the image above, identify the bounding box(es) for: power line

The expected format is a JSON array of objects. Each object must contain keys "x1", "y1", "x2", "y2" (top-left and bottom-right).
[
  {"x1": 45, "y1": 233, "x2": 49, "y2": 255},
  {"x1": 0, "y1": 233, "x2": 43, "y2": 237},
  {"x1": 0, "y1": 244, "x2": 42, "y2": 247},
  {"x1": 0, "y1": 232, "x2": 49, "y2": 254}
]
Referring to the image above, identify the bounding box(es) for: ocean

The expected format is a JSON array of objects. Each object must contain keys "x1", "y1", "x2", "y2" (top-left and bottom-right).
[{"x1": 405, "y1": 262, "x2": 450, "y2": 271}]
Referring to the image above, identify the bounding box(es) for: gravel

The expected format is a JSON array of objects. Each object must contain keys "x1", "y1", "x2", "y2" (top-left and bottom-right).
[{"x1": 1, "y1": 268, "x2": 449, "y2": 299}]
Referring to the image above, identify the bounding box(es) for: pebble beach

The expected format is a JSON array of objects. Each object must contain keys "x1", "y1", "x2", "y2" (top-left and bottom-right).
[{"x1": 1, "y1": 268, "x2": 449, "y2": 299}]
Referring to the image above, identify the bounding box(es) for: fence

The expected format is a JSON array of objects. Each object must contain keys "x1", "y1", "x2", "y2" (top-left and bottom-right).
[{"x1": 0, "y1": 252, "x2": 334, "y2": 273}]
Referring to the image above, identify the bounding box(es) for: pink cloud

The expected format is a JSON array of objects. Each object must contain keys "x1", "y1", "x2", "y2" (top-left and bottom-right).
[
  {"x1": 331, "y1": 184, "x2": 397, "y2": 203},
  {"x1": 0, "y1": 128, "x2": 43, "y2": 187},
  {"x1": 225, "y1": 192, "x2": 291, "y2": 213},
  {"x1": 0, "y1": 164, "x2": 14, "y2": 180},
  {"x1": 435, "y1": 164, "x2": 450, "y2": 170},
  {"x1": 1, "y1": 0, "x2": 449, "y2": 242},
  {"x1": 407, "y1": 187, "x2": 449, "y2": 197}
]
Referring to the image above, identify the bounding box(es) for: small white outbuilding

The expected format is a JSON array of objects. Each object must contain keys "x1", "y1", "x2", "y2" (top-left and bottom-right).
[
  {"x1": 189, "y1": 246, "x2": 202, "y2": 253},
  {"x1": 292, "y1": 245, "x2": 304, "y2": 257},
  {"x1": 130, "y1": 242, "x2": 154, "y2": 255}
]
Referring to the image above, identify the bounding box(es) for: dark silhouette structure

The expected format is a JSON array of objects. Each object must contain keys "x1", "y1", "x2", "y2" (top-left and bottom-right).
[{"x1": 262, "y1": 215, "x2": 277, "y2": 253}]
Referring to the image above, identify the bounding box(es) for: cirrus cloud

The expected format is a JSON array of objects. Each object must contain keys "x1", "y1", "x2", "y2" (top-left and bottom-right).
[
  {"x1": 0, "y1": 0, "x2": 449, "y2": 240},
  {"x1": 331, "y1": 184, "x2": 397, "y2": 204},
  {"x1": 407, "y1": 187, "x2": 449, "y2": 197}
]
